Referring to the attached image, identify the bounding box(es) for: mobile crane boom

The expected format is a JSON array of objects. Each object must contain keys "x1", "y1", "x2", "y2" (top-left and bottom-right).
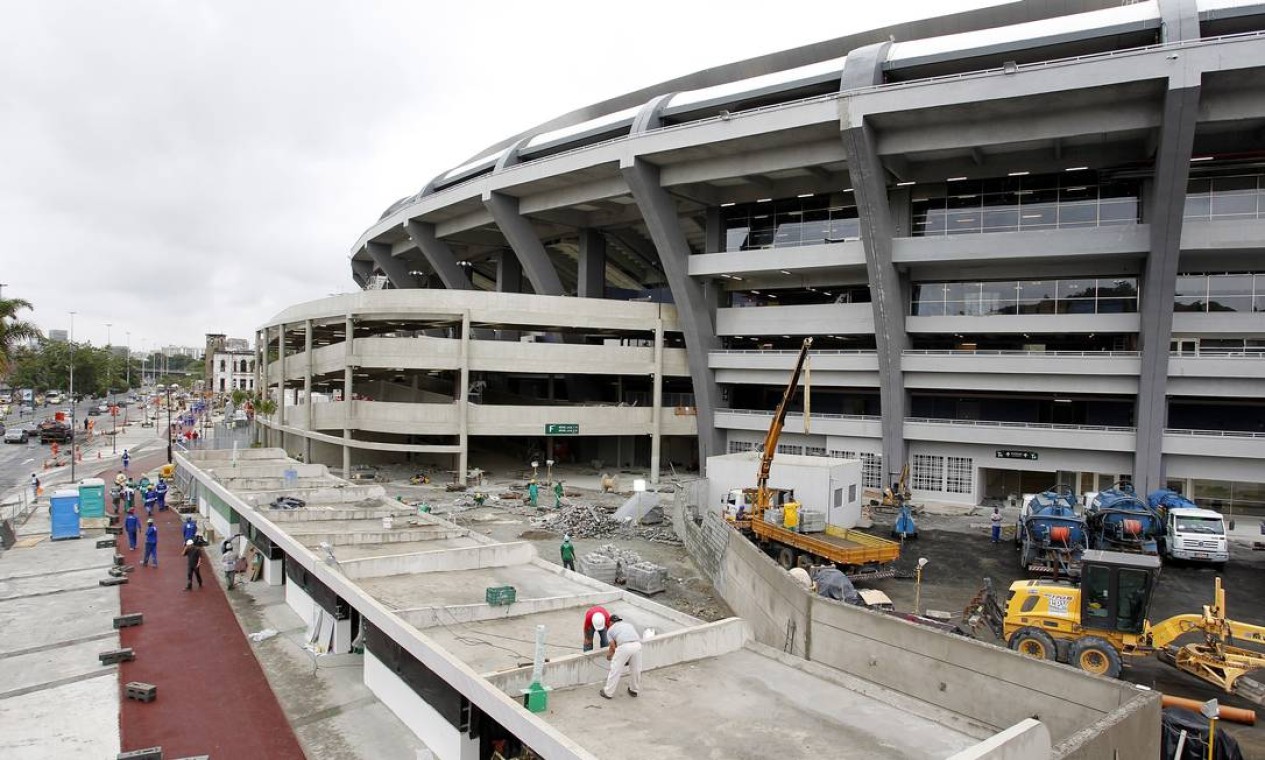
[{"x1": 754, "y1": 337, "x2": 812, "y2": 519}]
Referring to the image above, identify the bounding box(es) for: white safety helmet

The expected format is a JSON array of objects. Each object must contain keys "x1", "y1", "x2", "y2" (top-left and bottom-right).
[{"x1": 591, "y1": 612, "x2": 606, "y2": 631}]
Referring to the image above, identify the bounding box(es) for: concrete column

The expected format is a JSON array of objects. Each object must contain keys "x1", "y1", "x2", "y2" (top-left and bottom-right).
[
  {"x1": 482, "y1": 191, "x2": 565, "y2": 296},
  {"x1": 577, "y1": 229, "x2": 606, "y2": 299},
  {"x1": 650, "y1": 319, "x2": 664, "y2": 485},
  {"x1": 496, "y1": 252, "x2": 522, "y2": 342},
  {"x1": 276, "y1": 323, "x2": 286, "y2": 432},
  {"x1": 263, "y1": 556, "x2": 283, "y2": 586},
  {"x1": 343, "y1": 314, "x2": 354, "y2": 479},
  {"x1": 366, "y1": 241, "x2": 421, "y2": 289},
  {"x1": 621, "y1": 157, "x2": 725, "y2": 469},
  {"x1": 303, "y1": 319, "x2": 313, "y2": 464},
  {"x1": 1134, "y1": 78, "x2": 1201, "y2": 492},
  {"x1": 1158, "y1": 0, "x2": 1200, "y2": 43},
  {"x1": 404, "y1": 220, "x2": 474, "y2": 290},
  {"x1": 350, "y1": 258, "x2": 373, "y2": 289},
  {"x1": 840, "y1": 41, "x2": 908, "y2": 485},
  {"x1": 458, "y1": 311, "x2": 471, "y2": 486},
  {"x1": 705, "y1": 207, "x2": 723, "y2": 254}
]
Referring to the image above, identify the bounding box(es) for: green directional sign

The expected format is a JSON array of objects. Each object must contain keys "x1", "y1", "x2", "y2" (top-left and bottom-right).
[{"x1": 545, "y1": 423, "x2": 579, "y2": 436}]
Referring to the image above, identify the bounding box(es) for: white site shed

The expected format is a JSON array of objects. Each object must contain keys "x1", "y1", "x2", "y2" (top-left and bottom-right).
[{"x1": 705, "y1": 452, "x2": 864, "y2": 529}]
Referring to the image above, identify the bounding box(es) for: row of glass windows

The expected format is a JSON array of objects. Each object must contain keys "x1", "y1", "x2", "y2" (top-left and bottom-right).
[
  {"x1": 1175, "y1": 273, "x2": 1265, "y2": 313},
  {"x1": 714, "y1": 172, "x2": 1265, "y2": 253},
  {"x1": 911, "y1": 278, "x2": 1139, "y2": 317},
  {"x1": 722, "y1": 194, "x2": 860, "y2": 251},
  {"x1": 1184, "y1": 175, "x2": 1265, "y2": 221},
  {"x1": 912, "y1": 174, "x2": 1140, "y2": 237}
]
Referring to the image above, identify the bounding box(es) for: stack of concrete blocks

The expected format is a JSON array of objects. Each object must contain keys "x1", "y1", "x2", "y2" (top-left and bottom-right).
[
  {"x1": 578, "y1": 553, "x2": 617, "y2": 584},
  {"x1": 764, "y1": 508, "x2": 783, "y2": 526},
  {"x1": 800, "y1": 510, "x2": 826, "y2": 533},
  {"x1": 625, "y1": 561, "x2": 668, "y2": 595}
]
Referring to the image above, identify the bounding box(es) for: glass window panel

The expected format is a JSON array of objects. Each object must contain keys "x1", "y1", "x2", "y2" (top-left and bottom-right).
[
  {"x1": 982, "y1": 208, "x2": 1019, "y2": 232},
  {"x1": 1211, "y1": 192, "x2": 1257, "y2": 218},
  {"x1": 1099, "y1": 198, "x2": 1139, "y2": 224},
  {"x1": 982, "y1": 190, "x2": 1019, "y2": 209},
  {"x1": 1174, "y1": 275, "x2": 1207, "y2": 312},
  {"x1": 1212, "y1": 175, "x2": 1257, "y2": 194},
  {"x1": 1102, "y1": 278, "x2": 1138, "y2": 297},
  {"x1": 1059, "y1": 185, "x2": 1095, "y2": 202},
  {"x1": 772, "y1": 211, "x2": 802, "y2": 247},
  {"x1": 828, "y1": 216, "x2": 861, "y2": 240},
  {"x1": 1184, "y1": 195, "x2": 1211, "y2": 219},
  {"x1": 798, "y1": 217, "x2": 829, "y2": 245},
  {"x1": 1098, "y1": 180, "x2": 1137, "y2": 199},
  {"x1": 1256, "y1": 274, "x2": 1265, "y2": 312},
  {"x1": 1058, "y1": 279, "x2": 1097, "y2": 300},
  {"x1": 980, "y1": 282, "x2": 1016, "y2": 315},
  {"x1": 1097, "y1": 297, "x2": 1136, "y2": 313},
  {"x1": 746, "y1": 216, "x2": 775, "y2": 249},
  {"x1": 1187, "y1": 178, "x2": 1212, "y2": 196},
  {"x1": 947, "y1": 194, "x2": 982, "y2": 210},
  {"x1": 1018, "y1": 203, "x2": 1057, "y2": 229},
  {"x1": 946, "y1": 212, "x2": 981, "y2": 235},
  {"x1": 724, "y1": 215, "x2": 751, "y2": 252},
  {"x1": 1058, "y1": 299, "x2": 1097, "y2": 314},
  {"x1": 1058, "y1": 201, "x2": 1097, "y2": 228}
]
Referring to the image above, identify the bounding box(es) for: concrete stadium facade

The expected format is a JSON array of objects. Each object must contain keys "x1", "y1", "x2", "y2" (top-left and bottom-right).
[{"x1": 263, "y1": 0, "x2": 1265, "y2": 512}]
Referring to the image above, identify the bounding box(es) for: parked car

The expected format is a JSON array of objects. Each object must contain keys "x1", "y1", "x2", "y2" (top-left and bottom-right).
[{"x1": 4, "y1": 426, "x2": 29, "y2": 444}]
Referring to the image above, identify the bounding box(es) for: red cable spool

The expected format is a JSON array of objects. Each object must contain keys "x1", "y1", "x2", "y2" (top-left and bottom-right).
[
  {"x1": 1049, "y1": 526, "x2": 1071, "y2": 543},
  {"x1": 1122, "y1": 518, "x2": 1143, "y2": 535}
]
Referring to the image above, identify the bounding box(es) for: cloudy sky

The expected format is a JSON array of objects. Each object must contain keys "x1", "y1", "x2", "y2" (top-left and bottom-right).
[{"x1": 1, "y1": 0, "x2": 1000, "y2": 353}]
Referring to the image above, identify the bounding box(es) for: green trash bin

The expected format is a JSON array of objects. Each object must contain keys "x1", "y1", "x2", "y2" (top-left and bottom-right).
[
  {"x1": 78, "y1": 478, "x2": 106, "y2": 518},
  {"x1": 485, "y1": 586, "x2": 517, "y2": 606}
]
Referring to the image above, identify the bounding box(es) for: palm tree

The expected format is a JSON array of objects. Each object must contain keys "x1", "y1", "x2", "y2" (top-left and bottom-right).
[{"x1": 0, "y1": 298, "x2": 41, "y2": 378}]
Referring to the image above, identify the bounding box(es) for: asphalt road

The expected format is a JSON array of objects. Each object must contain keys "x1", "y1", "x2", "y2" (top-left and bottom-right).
[{"x1": 0, "y1": 396, "x2": 156, "y2": 495}]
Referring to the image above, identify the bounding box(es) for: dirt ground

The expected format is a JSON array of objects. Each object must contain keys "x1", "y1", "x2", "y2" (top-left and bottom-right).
[{"x1": 382, "y1": 479, "x2": 1264, "y2": 754}]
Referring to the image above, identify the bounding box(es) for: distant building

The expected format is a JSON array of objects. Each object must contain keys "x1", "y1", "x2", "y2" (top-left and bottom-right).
[
  {"x1": 162, "y1": 345, "x2": 204, "y2": 359},
  {"x1": 205, "y1": 333, "x2": 255, "y2": 395},
  {"x1": 47, "y1": 329, "x2": 68, "y2": 343}
]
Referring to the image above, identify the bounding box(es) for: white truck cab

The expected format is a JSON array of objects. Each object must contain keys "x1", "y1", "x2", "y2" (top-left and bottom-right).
[{"x1": 1164, "y1": 507, "x2": 1229, "y2": 565}]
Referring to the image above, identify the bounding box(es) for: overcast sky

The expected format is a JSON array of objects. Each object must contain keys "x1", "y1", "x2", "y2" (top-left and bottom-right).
[{"x1": 0, "y1": 0, "x2": 1000, "y2": 353}]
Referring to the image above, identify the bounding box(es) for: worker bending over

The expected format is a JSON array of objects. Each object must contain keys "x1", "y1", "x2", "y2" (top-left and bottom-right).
[
  {"x1": 583, "y1": 605, "x2": 610, "y2": 652},
  {"x1": 599, "y1": 615, "x2": 642, "y2": 699}
]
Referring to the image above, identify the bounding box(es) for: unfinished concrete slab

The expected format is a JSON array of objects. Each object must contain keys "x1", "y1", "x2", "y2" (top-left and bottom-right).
[
  {"x1": 546, "y1": 645, "x2": 983, "y2": 759},
  {"x1": 359, "y1": 563, "x2": 606, "y2": 611},
  {"x1": 315, "y1": 535, "x2": 484, "y2": 560},
  {"x1": 0, "y1": 672, "x2": 120, "y2": 760}
]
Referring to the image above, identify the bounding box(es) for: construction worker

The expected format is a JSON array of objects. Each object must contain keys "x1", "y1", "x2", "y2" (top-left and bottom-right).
[
  {"x1": 183, "y1": 539, "x2": 203, "y2": 591},
  {"x1": 599, "y1": 614, "x2": 642, "y2": 699},
  {"x1": 182, "y1": 516, "x2": 197, "y2": 544},
  {"x1": 110, "y1": 483, "x2": 122, "y2": 514},
  {"x1": 142, "y1": 485, "x2": 158, "y2": 516},
  {"x1": 124, "y1": 508, "x2": 140, "y2": 551},
  {"x1": 155, "y1": 479, "x2": 168, "y2": 511},
  {"x1": 30, "y1": 473, "x2": 40, "y2": 499},
  {"x1": 528, "y1": 479, "x2": 539, "y2": 508},
  {"x1": 990, "y1": 507, "x2": 1003, "y2": 543},
  {"x1": 141, "y1": 519, "x2": 158, "y2": 567},
  {"x1": 583, "y1": 605, "x2": 610, "y2": 652},
  {"x1": 121, "y1": 449, "x2": 130, "y2": 473},
  {"x1": 114, "y1": 471, "x2": 127, "y2": 488},
  {"x1": 560, "y1": 534, "x2": 576, "y2": 572},
  {"x1": 221, "y1": 540, "x2": 238, "y2": 590},
  {"x1": 553, "y1": 481, "x2": 564, "y2": 509}
]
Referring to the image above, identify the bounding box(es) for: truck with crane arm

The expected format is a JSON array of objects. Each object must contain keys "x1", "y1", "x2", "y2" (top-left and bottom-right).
[{"x1": 728, "y1": 337, "x2": 902, "y2": 579}]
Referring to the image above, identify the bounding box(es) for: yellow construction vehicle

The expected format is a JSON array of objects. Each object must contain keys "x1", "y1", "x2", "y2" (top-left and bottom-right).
[
  {"x1": 881, "y1": 463, "x2": 910, "y2": 508},
  {"x1": 965, "y1": 549, "x2": 1265, "y2": 699}
]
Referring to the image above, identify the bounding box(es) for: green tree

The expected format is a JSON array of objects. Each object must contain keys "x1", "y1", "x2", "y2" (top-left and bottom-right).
[{"x1": 0, "y1": 297, "x2": 41, "y2": 378}]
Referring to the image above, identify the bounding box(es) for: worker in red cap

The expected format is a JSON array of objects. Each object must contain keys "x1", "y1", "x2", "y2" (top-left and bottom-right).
[{"x1": 583, "y1": 605, "x2": 610, "y2": 652}]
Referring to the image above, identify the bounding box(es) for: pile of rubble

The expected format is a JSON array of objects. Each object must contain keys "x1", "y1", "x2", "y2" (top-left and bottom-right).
[{"x1": 528, "y1": 502, "x2": 682, "y2": 545}]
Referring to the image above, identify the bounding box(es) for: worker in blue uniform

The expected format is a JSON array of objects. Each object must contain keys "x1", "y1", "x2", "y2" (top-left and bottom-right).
[
  {"x1": 182, "y1": 516, "x2": 197, "y2": 543},
  {"x1": 142, "y1": 519, "x2": 159, "y2": 567},
  {"x1": 143, "y1": 485, "x2": 158, "y2": 516},
  {"x1": 155, "y1": 479, "x2": 169, "y2": 511},
  {"x1": 124, "y1": 508, "x2": 140, "y2": 551}
]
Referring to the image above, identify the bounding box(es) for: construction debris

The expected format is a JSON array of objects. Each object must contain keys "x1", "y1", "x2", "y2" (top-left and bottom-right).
[{"x1": 527, "y1": 502, "x2": 681, "y2": 545}]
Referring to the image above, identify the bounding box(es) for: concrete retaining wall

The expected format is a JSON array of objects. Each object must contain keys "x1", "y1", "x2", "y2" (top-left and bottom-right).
[
  {"x1": 674, "y1": 485, "x2": 1161, "y2": 760},
  {"x1": 288, "y1": 527, "x2": 465, "y2": 546},
  {"x1": 231, "y1": 485, "x2": 386, "y2": 505},
  {"x1": 484, "y1": 618, "x2": 752, "y2": 693},
  {"x1": 340, "y1": 542, "x2": 537, "y2": 580},
  {"x1": 947, "y1": 720, "x2": 1051, "y2": 760}
]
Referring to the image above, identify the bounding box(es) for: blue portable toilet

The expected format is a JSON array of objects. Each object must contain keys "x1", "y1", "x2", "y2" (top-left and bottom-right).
[
  {"x1": 78, "y1": 478, "x2": 106, "y2": 518},
  {"x1": 50, "y1": 489, "x2": 82, "y2": 541}
]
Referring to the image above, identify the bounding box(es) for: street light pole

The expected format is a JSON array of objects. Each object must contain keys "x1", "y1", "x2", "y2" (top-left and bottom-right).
[
  {"x1": 126, "y1": 332, "x2": 131, "y2": 390},
  {"x1": 165, "y1": 384, "x2": 174, "y2": 464}
]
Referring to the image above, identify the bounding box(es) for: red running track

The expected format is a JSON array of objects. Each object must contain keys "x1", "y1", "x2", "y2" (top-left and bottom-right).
[{"x1": 104, "y1": 453, "x2": 305, "y2": 758}]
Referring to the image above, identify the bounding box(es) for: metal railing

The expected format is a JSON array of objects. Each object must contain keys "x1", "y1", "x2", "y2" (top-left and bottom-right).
[
  {"x1": 905, "y1": 417, "x2": 1135, "y2": 433},
  {"x1": 1164, "y1": 428, "x2": 1265, "y2": 439},
  {"x1": 903, "y1": 349, "x2": 1139, "y2": 358},
  {"x1": 720, "y1": 408, "x2": 883, "y2": 423},
  {"x1": 711, "y1": 349, "x2": 877, "y2": 356}
]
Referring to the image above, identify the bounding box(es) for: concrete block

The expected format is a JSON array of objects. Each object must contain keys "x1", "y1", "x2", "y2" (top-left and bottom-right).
[
  {"x1": 100, "y1": 576, "x2": 128, "y2": 587},
  {"x1": 96, "y1": 538, "x2": 116, "y2": 548},
  {"x1": 114, "y1": 554, "x2": 125, "y2": 566},
  {"x1": 125, "y1": 682, "x2": 157, "y2": 703},
  {"x1": 114, "y1": 613, "x2": 144, "y2": 629},
  {"x1": 117, "y1": 748, "x2": 162, "y2": 760},
  {"x1": 99, "y1": 647, "x2": 135, "y2": 665}
]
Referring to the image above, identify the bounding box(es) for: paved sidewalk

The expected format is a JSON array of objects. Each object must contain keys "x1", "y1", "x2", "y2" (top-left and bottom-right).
[{"x1": 109, "y1": 454, "x2": 304, "y2": 759}]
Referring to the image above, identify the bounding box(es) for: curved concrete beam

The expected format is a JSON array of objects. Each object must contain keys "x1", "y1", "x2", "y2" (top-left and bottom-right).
[
  {"x1": 366, "y1": 242, "x2": 422, "y2": 289},
  {"x1": 481, "y1": 191, "x2": 565, "y2": 296},
  {"x1": 404, "y1": 220, "x2": 474, "y2": 290}
]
